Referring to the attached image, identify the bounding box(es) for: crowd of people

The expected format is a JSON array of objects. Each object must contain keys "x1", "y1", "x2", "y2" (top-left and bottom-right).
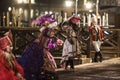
[{"x1": 0, "y1": 13, "x2": 104, "y2": 80}]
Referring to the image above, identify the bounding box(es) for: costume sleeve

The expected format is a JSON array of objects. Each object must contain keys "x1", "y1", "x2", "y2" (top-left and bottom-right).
[
  {"x1": 100, "y1": 28, "x2": 104, "y2": 40},
  {"x1": 89, "y1": 26, "x2": 93, "y2": 35}
]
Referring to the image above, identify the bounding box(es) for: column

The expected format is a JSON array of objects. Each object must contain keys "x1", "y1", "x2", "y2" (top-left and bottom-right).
[
  {"x1": 6, "y1": 12, "x2": 10, "y2": 27},
  {"x1": 3, "y1": 12, "x2": 5, "y2": 26},
  {"x1": 96, "y1": 0, "x2": 99, "y2": 23},
  {"x1": 57, "y1": 14, "x2": 62, "y2": 24},
  {"x1": 12, "y1": 7, "x2": 17, "y2": 27},
  {"x1": 102, "y1": 14, "x2": 105, "y2": 27},
  {"x1": 28, "y1": 0, "x2": 31, "y2": 27},
  {"x1": 64, "y1": 12, "x2": 67, "y2": 21},
  {"x1": 87, "y1": 14, "x2": 91, "y2": 26},
  {"x1": 18, "y1": 16, "x2": 21, "y2": 27},
  {"x1": 84, "y1": 0, "x2": 87, "y2": 5},
  {"x1": 106, "y1": 13, "x2": 109, "y2": 26},
  {"x1": 75, "y1": 0, "x2": 78, "y2": 15},
  {"x1": 83, "y1": 14, "x2": 86, "y2": 26}
]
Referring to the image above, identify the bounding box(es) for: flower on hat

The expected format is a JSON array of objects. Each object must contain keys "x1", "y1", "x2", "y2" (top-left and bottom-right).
[{"x1": 56, "y1": 39, "x2": 63, "y2": 46}]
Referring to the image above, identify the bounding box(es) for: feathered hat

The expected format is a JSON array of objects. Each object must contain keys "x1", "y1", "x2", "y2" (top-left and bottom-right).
[
  {"x1": 33, "y1": 14, "x2": 56, "y2": 26},
  {"x1": 32, "y1": 14, "x2": 59, "y2": 32}
]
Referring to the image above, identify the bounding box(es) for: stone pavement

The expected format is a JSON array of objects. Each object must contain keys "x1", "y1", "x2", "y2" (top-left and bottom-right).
[{"x1": 56, "y1": 58, "x2": 120, "y2": 80}]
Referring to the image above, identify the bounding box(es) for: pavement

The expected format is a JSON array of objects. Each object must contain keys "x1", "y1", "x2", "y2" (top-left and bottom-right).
[{"x1": 56, "y1": 57, "x2": 120, "y2": 80}]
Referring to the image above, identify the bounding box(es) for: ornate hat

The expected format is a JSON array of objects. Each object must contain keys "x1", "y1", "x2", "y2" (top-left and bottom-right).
[
  {"x1": 69, "y1": 15, "x2": 80, "y2": 25},
  {"x1": 32, "y1": 14, "x2": 56, "y2": 26},
  {"x1": 0, "y1": 36, "x2": 12, "y2": 50}
]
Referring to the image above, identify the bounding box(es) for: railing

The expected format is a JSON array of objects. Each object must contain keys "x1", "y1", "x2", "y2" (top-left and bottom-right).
[
  {"x1": 0, "y1": 27, "x2": 40, "y2": 55},
  {"x1": 0, "y1": 27, "x2": 120, "y2": 58},
  {"x1": 90, "y1": 28, "x2": 120, "y2": 58}
]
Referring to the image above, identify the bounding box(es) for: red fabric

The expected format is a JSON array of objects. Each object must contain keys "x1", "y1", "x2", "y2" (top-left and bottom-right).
[
  {"x1": 0, "y1": 53, "x2": 16, "y2": 80},
  {"x1": 0, "y1": 36, "x2": 24, "y2": 80},
  {"x1": 0, "y1": 36, "x2": 11, "y2": 50},
  {"x1": 70, "y1": 16, "x2": 80, "y2": 24},
  {"x1": 0, "y1": 66, "x2": 19, "y2": 80},
  {"x1": 89, "y1": 25, "x2": 104, "y2": 41},
  {"x1": 0, "y1": 53, "x2": 24, "y2": 80}
]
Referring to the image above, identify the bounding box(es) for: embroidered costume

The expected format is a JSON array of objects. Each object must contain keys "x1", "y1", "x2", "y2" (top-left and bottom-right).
[
  {"x1": 60, "y1": 15, "x2": 81, "y2": 70},
  {"x1": 89, "y1": 14, "x2": 104, "y2": 62},
  {"x1": 0, "y1": 31, "x2": 24, "y2": 80},
  {"x1": 17, "y1": 14, "x2": 62, "y2": 80}
]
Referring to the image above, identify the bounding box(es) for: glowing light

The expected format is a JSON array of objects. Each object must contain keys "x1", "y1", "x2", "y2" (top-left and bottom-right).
[
  {"x1": 49, "y1": 11, "x2": 53, "y2": 14},
  {"x1": 45, "y1": 11, "x2": 48, "y2": 14},
  {"x1": 17, "y1": 0, "x2": 35, "y2": 4},
  {"x1": 8, "y1": 7, "x2": 12, "y2": 11},
  {"x1": 19, "y1": 8, "x2": 23, "y2": 14},
  {"x1": 65, "y1": 1, "x2": 73, "y2": 7},
  {"x1": 85, "y1": 2, "x2": 92, "y2": 9},
  {"x1": 31, "y1": 0, "x2": 35, "y2": 4},
  {"x1": 18, "y1": 0, "x2": 23, "y2": 4}
]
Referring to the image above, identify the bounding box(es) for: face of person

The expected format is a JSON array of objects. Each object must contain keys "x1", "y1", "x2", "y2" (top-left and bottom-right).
[
  {"x1": 6, "y1": 45, "x2": 13, "y2": 53},
  {"x1": 91, "y1": 17, "x2": 97, "y2": 25},
  {"x1": 61, "y1": 24, "x2": 69, "y2": 32},
  {"x1": 47, "y1": 29, "x2": 58, "y2": 37}
]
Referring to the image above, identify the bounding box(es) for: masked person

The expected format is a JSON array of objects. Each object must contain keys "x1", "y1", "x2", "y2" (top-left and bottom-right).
[
  {"x1": 89, "y1": 14, "x2": 104, "y2": 62},
  {"x1": 60, "y1": 16, "x2": 81, "y2": 70},
  {"x1": 0, "y1": 31, "x2": 24, "y2": 80},
  {"x1": 17, "y1": 14, "x2": 63, "y2": 80}
]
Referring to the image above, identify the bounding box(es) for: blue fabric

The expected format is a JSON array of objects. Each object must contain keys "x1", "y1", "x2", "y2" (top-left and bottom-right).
[{"x1": 17, "y1": 42, "x2": 44, "y2": 80}]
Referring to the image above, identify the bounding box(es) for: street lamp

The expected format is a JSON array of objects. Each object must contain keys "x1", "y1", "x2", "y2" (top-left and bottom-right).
[
  {"x1": 96, "y1": 0, "x2": 99, "y2": 17},
  {"x1": 75, "y1": 0, "x2": 78, "y2": 15},
  {"x1": 8, "y1": 7, "x2": 12, "y2": 12},
  {"x1": 19, "y1": 8, "x2": 23, "y2": 15},
  {"x1": 85, "y1": 2, "x2": 92, "y2": 10},
  {"x1": 65, "y1": 0, "x2": 78, "y2": 15},
  {"x1": 65, "y1": 0, "x2": 73, "y2": 7},
  {"x1": 7, "y1": 7, "x2": 12, "y2": 27},
  {"x1": 17, "y1": 0, "x2": 23, "y2": 4},
  {"x1": 84, "y1": 0, "x2": 100, "y2": 24}
]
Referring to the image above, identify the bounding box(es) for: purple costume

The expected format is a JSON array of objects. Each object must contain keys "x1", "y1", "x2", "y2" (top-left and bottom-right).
[{"x1": 17, "y1": 14, "x2": 59, "y2": 80}]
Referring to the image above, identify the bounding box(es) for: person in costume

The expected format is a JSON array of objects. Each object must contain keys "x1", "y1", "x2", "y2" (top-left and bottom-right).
[
  {"x1": 17, "y1": 14, "x2": 63, "y2": 80},
  {"x1": 89, "y1": 14, "x2": 104, "y2": 62},
  {"x1": 0, "y1": 31, "x2": 24, "y2": 80},
  {"x1": 60, "y1": 15, "x2": 81, "y2": 70}
]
